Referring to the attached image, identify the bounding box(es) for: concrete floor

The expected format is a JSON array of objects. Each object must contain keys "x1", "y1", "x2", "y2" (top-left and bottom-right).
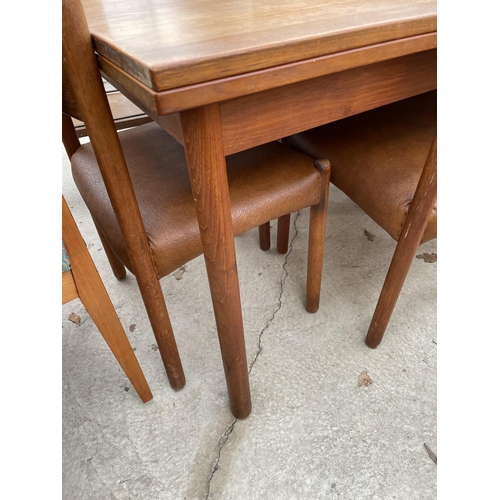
[{"x1": 62, "y1": 145, "x2": 437, "y2": 500}]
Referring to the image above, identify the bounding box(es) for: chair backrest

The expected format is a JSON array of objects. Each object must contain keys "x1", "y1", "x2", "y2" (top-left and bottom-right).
[{"x1": 62, "y1": 0, "x2": 153, "y2": 279}]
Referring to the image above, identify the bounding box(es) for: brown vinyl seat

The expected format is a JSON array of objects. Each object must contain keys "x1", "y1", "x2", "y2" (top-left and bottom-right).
[
  {"x1": 285, "y1": 91, "x2": 437, "y2": 347},
  {"x1": 63, "y1": 0, "x2": 330, "y2": 416},
  {"x1": 71, "y1": 123, "x2": 328, "y2": 280},
  {"x1": 62, "y1": 196, "x2": 152, "y2": 403}
]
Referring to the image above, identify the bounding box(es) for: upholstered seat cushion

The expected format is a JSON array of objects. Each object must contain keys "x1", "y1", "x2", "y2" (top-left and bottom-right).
[
  {"x1": 287, "y1": 91, "x2": 437, "y2": 243},
  {"x1": 71, "y1": 122, "x2": 322, "y2": 279}
]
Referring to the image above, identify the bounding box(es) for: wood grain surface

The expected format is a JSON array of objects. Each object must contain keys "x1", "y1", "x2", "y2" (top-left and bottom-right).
[
  {"x1": 82, "y1": 0, "x2": 436, "y2": 91},
  {"x1": 220, "y1": 49, "x2": 437, "y2": 155},
  {"x1": 97, "y1": 33, "x2": 436, "y2": 114}
]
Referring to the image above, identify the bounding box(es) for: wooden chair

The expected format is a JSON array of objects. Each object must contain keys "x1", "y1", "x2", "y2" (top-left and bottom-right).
[
  {"x1": 62, "y1": 0, "x2": 330, "y2": 415},
  {"x1": 280, "y1": 91, "x2": 437, "y2": 348},
  {"x1": 62, "y1": 196, "x2": 153, "y2": 403}
]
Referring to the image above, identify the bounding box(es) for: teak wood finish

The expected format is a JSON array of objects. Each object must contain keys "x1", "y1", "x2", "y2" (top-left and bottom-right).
[
  {"x1": 81, "y1": 0, "x2": 436, "y2": 92},
  {"x1": 259, "y1": 213, "x2": 293, "y2": 256},
  {"x1": 284, "y1": 92, "x2": 437, "y2": 347},
  {"x1": 77, "y1": 0, "x2": 437, "y2": 416},
  {"x1": 62, "y1": 196, "x2": 153, "y2": 403},
  {"x1": 179, "y1": 104, "x2": 252, "y2": 416},
  {"x1": 365, "y1": 137, "x2": 437, "y2": 348},
  {"x1": 64, "y1": 0, "x2": 332, "y2": 419},
  {"x1": 63, "y1": 0, "x2": 186, "y2": 392}
]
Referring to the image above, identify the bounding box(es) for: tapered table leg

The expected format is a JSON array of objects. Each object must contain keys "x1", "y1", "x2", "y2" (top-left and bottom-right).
[{"x1": 180, "y1": 104, "x2": 251, "y2": 419}]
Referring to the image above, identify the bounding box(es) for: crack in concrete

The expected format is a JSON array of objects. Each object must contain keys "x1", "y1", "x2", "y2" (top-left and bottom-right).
[
  {"x1": 204, "y1": 419, "x2": 237, "y2": 500},
  {"x1": 204, "y1": 212, "x2": 301, "y2": 500},
  {"x1": 248, "y1": 211, "x2": 301, "y2": 374}
]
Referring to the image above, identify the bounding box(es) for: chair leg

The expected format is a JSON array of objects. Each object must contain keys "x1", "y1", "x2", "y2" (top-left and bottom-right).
[
  {"x1": 63, "y1": 197, "x2": 153, "y2": 403},
  {"x1": 306, "y1": 159, "x2": 331, "y2": 313},
  {"x1": 277, "y1": 214, "x2": 291, "y2": 254},
  {"x1": 365, "y1": 236, "x2": 422, "y2": 349},
  {"x1": 258, "y1": 222, "x2": 271, "y2": 251},
  {"x1": 259, "y1": 215, "x2": 291, "y2": 253},
  {"x1": 94, "y1": 225, "x2": 185, "y2": 391},
  {"x1": 365, "y1": 136, "x2": 437, "y2": 348},
  {"x1": 131, "y1": 271, "x2": 186, "y2": 390},
  {"x1": 78, "y1": 277, "x2": 154, "y2": 403},
  {"x1": 94, "y1": 221, "x2": 127, "y2": 280}
]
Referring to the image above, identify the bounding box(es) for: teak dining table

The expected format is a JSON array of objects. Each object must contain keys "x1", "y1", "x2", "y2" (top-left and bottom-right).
[{"x1": 81, "y1": 0, "x2": 437, "y2": 419}]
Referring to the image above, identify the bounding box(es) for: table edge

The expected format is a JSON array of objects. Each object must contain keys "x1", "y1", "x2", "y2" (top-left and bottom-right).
[
  {"x1": 92, "y1": 14, "x2": 436, "y2": 92},
  {"x1": 98, "y1": 32, "x2": 437, "y2": 115}
]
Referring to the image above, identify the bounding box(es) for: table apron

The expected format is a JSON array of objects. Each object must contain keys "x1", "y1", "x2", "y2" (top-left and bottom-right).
[
  {"x1": 102, "y1": 49, "x2": 436, "y2": 158},
  {"x1": 220, "y1": 49, "x2": 437, "y2": 155}
]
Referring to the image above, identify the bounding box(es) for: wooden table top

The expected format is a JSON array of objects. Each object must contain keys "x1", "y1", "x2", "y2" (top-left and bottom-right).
[{"x1": 82, "y1": 0, "x2": 437, "y2": 92}]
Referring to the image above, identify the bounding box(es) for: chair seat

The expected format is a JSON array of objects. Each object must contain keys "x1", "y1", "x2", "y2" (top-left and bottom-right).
[
  {"x1": 72, "y1": 122, "x2": 322, "y2": 278},
  {"x1": 288, "y1": 91, "x2": 437, "y2": 243}
]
